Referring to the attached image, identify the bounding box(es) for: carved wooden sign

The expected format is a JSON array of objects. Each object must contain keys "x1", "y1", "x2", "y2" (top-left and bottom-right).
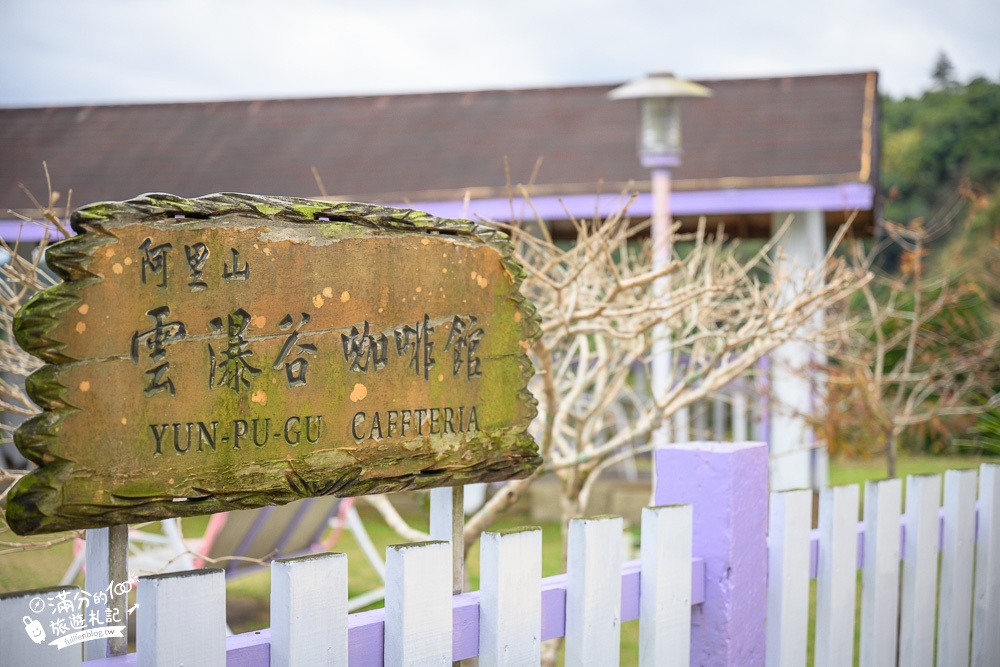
[{"x1": 6, "y1": 194, "x2": 541, "y2": 535}]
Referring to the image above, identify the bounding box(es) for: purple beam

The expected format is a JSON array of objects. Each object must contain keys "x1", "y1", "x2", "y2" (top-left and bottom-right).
[
  {"x1": 0, "y1": 182, "x2": 874, "y2": 241},
  {"x1": 0, "y1": 221, "x2": 69, "y2": 243},
  {"x1": 86, "y1": 558, "x2": 705, "y2": 666},
  {"x1": 655, "y1": 441, "x2": 769, "y2": 667},
  {"x1": 807, "y1": 505, "x2": 980, "y2": 579},
  {"x1": 386, "y1": 182, "x2": 876, "y2": 223}
]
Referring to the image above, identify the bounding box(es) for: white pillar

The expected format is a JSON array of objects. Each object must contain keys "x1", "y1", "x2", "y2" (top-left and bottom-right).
[
  {"x1": 770, "y1": 210, "x2": 828, "y2": 490},
  {"x1": 648, "y1": 166, "x2": 690, "y2": 445},
  {"x1": 650, "y1": 168, "x2": 673, "y2": 452}
]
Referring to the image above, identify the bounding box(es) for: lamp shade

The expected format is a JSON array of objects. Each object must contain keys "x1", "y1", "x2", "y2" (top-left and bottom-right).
[{"x1": 607, "y1": 71, "x2": 712, "y2": 101}]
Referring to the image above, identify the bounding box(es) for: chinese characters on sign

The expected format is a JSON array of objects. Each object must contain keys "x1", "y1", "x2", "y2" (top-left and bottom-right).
[{"x1": 134, "y1": 240, "x2": 485, "y2": 400}]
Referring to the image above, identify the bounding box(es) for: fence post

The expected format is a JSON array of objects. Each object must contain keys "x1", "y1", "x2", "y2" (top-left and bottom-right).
[
  {"x1": 655, "y1": 441, "x2": 768, "y2": 667},
  {"x1": 0, "y1": 586, "x2": 82, "y2": 667},
  {"x1": 136, "y1": 569, "x2": 226, "y2": 667},
  {"x1": 271, "y1": 552, "x2": 348, "y2": 667},
  {"x1": 565, "y1": 516, "x2": 624, "y2": 667}
]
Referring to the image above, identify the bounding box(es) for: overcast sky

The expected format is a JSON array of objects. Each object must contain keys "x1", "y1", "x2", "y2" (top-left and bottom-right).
[{"x1": 2, "y1": 0, "x2": 997, "y2": 108}]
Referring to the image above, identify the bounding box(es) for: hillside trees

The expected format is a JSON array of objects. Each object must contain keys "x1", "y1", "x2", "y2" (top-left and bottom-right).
[
  {"x1": 831, "y1": 62, "x2": 1000, "y2": 469},
  {"x1": 882, "y1": 73, "x2": 1000, "y2": 225}
]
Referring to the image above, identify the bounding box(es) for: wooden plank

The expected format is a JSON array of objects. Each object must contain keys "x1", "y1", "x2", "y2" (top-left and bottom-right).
[
  {"x1": 270, "y1": 552, "x2": 348, "y2": 667},
  {"x1": 898, "y1": 473, "x2": 940, "y2": 667},
  {"x1": 7, "y1": 194, "x2": 542, "y2": 536},
  {"x1": 639, "y1": 504, "x2": 692, "y2": 667},
  {"x1": 384, "y1": 541, "x2": 452, "y2": 666},
  {"x1": 83, "y1": 525, "x2": 129, "y2": 661},
  {"x1": 859, "y1": 477, "x2": 901, "y2": 667},
  {"x1": 564, "y1": 516, "x2": 623, "y2": 667},
  {"x1": 0, "y1": 585, "x2": 82, "y2": 666},
  {"x1": 479, "y1": 527, "x2": 542, "y2": 666},
  {"x1": 765, "y1": 489, "x2": 812, "y2": 667},
  {"x1": 814, "y1": 484, "x2": 859, "y2": 667},
  {"x1": 937, "y1": 468, "x2": 978, "y2": 667},
  {"x1": 973, "y1": 463, "x2": 1000, "y2": 666},
  {"x1": 136, "y1": 569, "x2": 226, "y2": 667}
]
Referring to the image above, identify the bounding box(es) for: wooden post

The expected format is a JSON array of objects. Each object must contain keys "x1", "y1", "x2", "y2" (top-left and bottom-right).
[
  {"x1": 84, "y1": 524, "x2": 128, "y2": 661},
  {"x1": 430, "y1": 485, "x2": 465, "y2": 595},
  {"x1": 655, "y1": 441, "x2": 768, "y2": 667}
]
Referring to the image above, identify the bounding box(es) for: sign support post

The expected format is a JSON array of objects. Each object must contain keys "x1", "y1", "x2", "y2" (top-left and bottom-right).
[
  {"x1": 83, "y1": 525, "x2": 129, "y2": 660},
  {"x1": 430, "y1": 486, "x2": 465, "y2": 596}
]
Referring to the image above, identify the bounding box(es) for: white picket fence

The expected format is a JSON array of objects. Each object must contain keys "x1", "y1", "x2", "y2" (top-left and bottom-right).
[
  {"x1": 1, "y1": 444, "x2": 998, "y2": 667},
  {"x1": 766, "y1": 464, "x2": 1000, "y2": 667},
  {"x1": 0, "y1": 507, "x2": 695, "y2": 667}
]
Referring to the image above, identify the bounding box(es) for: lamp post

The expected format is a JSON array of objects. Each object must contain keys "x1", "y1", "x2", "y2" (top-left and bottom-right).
[{"x1": 608, "y1": 72, "x2": 711, "y2": 449}]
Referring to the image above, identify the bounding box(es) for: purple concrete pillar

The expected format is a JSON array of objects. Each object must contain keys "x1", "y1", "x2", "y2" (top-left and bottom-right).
[{"x1": 655, "y1": 441, "x2": 768, "y2": 667}]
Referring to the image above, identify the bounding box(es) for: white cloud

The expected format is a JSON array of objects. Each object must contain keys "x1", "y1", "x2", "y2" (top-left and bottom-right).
[{"x1": 1, "y1": 0, "x2": 997, "y2": 106}]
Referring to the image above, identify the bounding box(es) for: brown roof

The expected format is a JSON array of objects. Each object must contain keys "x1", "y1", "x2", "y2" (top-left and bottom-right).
[{"x1": 0, "y1": 71, "x2": 878, "y2": 215}]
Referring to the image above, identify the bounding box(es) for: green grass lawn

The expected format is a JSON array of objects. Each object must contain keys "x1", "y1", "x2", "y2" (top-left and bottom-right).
[
  {"x1": 828, "y1": 452, "x2": 992, "y2": 486},
  {"x1": 1, "y1": 452, "x2": 992, "y2": 665}
]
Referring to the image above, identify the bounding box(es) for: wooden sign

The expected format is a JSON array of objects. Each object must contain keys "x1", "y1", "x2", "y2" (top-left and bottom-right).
[{"x1": 6, "y1": 194, "x2": 541, "y2": 535}]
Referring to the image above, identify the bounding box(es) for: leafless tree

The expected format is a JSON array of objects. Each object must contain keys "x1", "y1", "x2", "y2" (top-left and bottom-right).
[
  {"x1": 818, "y1": 215, "x2": 999, "y2": 477},
  {"x1": 362, "y1": 187, "x2": 868, "y2": 552}
]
